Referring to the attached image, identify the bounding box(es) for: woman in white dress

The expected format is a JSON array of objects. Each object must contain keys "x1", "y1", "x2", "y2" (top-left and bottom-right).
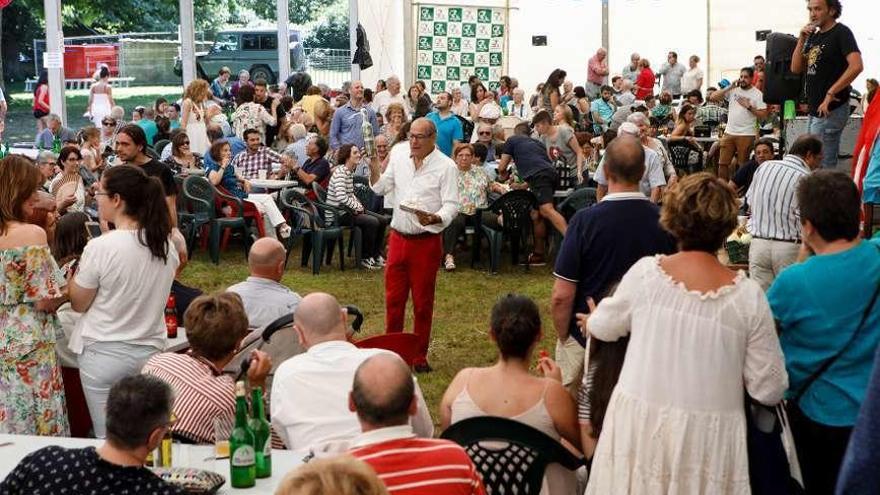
[
  {"x1": 180, "y1": 79, "x2": 211, "y2": 156},
  {"x1": 584, "y1": 173, "x2": 788, "y2": 495},
  {"x1": 87, "y1": 66, "x2": 114, "y2": 128}
]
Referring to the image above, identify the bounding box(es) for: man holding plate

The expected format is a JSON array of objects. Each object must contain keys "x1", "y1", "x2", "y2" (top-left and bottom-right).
[{"x1": 367, "y1": 118, "x2": 460, "y2": 373}]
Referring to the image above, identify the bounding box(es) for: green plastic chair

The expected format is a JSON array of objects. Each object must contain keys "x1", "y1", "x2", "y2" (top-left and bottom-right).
[
  {"x1": 482, "y1": 190, "x2": 538, "y2": 274},
  {"x1": 182, "y1": 175, "x2": 253, "y2": 264},
  {"x1": 279, "y1": 188, "x2": 346, "y2": 274}
]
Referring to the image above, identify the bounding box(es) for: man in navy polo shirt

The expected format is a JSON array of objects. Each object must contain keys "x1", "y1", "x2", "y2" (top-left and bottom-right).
[
  {"x1": 550, "y1": 135, "x2": 676, "y2": 395},
  {"x1": 426, "y1": 91, "x2": 463, "y2": 157}
]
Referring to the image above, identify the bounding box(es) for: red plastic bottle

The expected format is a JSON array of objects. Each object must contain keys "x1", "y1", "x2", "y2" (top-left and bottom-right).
[{"x1": 165, "y1": 294, "x2": 178, "y2": 339}]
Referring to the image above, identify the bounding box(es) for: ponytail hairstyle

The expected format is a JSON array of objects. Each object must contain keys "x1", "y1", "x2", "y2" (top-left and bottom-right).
[{"x1": 102, "y1": 165, "x2": 172, "y2": 263}]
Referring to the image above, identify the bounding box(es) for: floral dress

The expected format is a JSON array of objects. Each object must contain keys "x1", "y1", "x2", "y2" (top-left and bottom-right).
[
  {"x1": 0, "y1": 246, "x2": 69, "y2": 436},
  {"x1": 458, "y1": 167, "x2": 491, "y2": 216}
]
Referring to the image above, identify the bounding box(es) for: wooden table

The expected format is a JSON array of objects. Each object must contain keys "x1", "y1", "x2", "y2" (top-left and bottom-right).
[{"x1": 0, "y1": 434, "x2": 303, "y2": 494}]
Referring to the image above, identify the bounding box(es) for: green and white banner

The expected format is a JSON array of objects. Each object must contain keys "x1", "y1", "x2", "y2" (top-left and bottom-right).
[{"x1": 415, "y1": 4, "x2": 506, "y2": 95}]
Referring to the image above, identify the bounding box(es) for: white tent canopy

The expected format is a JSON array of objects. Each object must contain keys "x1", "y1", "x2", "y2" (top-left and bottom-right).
[{"x1": 358, "y1": 0, "x2": 878, "y2": 97}]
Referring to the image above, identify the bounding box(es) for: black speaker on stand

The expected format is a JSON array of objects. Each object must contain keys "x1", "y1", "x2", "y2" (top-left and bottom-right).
[{"x1": 764, "y1": 32, "x2": 804, "y2": 155}]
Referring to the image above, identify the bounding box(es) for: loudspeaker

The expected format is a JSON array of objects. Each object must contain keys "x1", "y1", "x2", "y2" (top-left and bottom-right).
[{"x1": 763, "y1": 32, "x2": 803, "y2": 105}]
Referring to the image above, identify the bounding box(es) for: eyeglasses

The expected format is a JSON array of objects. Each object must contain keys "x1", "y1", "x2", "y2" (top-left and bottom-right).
[
  {"x1": 94, "y1": 191, "x2": 111, "y2": 197},
  {"x1": 102, "y1": 122, "x2": 114, "y2": 126},
  {"x1": 478, "y1": 131, "x2": 491, "y2": 136},
  {"x1": 408, "y1": 133, "x2": 434, "y2": 141},
  {"x1": 182, "y1": 141, "x2": 190, "y2": 145}
]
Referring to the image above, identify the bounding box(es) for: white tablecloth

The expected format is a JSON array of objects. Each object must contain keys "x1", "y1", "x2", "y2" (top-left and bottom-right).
[
  {"x1": 9, "y1": 148, "x2": 39, "y2": 159},
  {"x1": 165, "y1": 327, "x2": 190, "y2": 353},
  {"x1": 0, "y1": 434, "x2": 303, "y2": 494},
  {"x1": 247, "y1": 180, "x2": 300, "y2": 190}
]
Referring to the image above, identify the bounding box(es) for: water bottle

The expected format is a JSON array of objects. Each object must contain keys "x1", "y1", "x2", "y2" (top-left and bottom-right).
[
  {"x1": 230, "y1": 381, "x2": 256, "y2": 488},
  {"x1": 52, "y1": 135, "x2": 62, "y2": 154},
  {"x1": 361, "y1": 108, "x2": 376, "y2": 158}
]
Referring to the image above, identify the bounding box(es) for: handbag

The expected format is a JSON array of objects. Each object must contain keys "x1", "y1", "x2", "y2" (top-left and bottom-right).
[{"x1": 748, "y1": 244, "x2": 880, "y2": 495}]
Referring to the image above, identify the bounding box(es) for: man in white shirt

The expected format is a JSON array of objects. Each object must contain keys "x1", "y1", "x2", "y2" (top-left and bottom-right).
[
  {"x1": 621, "y1": 53, "x2": 641, "y2": 82},
  {"x1": 594, "y1": 122, "x2": 666, "y2": 203},
  {"x1": 367, "y1": 118, "x2": 460, "y2": 373},
  {"x1": 680, "y1": 55, "x2": 704, "y2": 96},
  {"x1": 271, "y1": 292, "x2": 433, "y2": 454},
  {"x1": 227, "y1": 238, "x2": 301, "y2": 329},
  {"x1": 371, "y1": 75, "x2": 407, "y2": 118},
  {"x1": 657, "y1": 51, "x2": 687, "y2": 99},
  {"x1": 710, "y1": 67, "x2": 769, "y2": 180}
]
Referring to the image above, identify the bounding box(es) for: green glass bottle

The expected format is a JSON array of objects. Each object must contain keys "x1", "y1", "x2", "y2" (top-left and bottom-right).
[
  {"x1": 249, "y1": 387, "x2": 272, "y2": 478},
  {"x1": 229, "y1": 381, "x2": 256, "y2": 488},
  {"x1": 52, "y1": 135, "x2": 62, "y2": 154}
]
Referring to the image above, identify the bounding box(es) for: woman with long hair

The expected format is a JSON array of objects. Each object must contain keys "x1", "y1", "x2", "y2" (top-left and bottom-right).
[
  {"x1": 87, "y1": 66, "x2": 114, "y2": 128},
  {"x1": 180, "y1": 79, "x2": 212, "y2": 155},
  {"x1": 542, "y1": 69, "x2": 567, "y2": 114},
  {"x1": 51, "y1": 145, "x2": 90, "y2": 215},
  {"x1": 584, "y1": 173, "x2": 787, "y2": 494},
  {"x1": 163, "y1": 131, "x2": 203, "y2": 174},
  {"x1": 405, "y1": 84, "x2": 430, "y2": 119},
  {"x1": 469, "y1": 82, "x2": 490, "y2": 121},
  {"x1": 232, "y1": 84, "x2": 278, "y2": 143},
  {"x1": 441, "y1": 294, "x2": 581, "y2": 494},
  {"x1": 0, "y1": 155, "x2": 69, "y2": 436},
  {"x1": 327, "y1": 144, "x2": 390, "y2": 269},
  {"x1": 33, "y1": 71, "x2": 50, "y2": 132},
  {"x1": 68, "y1": 165, "x2": 180, "y2": 438}
]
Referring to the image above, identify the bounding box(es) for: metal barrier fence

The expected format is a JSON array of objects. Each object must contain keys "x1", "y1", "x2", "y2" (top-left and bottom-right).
[{"x1": 304, "y1": 48, "x2": 351, "y2": 89}]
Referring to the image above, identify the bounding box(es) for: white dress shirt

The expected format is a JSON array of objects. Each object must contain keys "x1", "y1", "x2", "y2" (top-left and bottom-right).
[
  {"x1": 371, "y1": 146, "x2": 460, "y2": 235},
  {"x1": 270, "y1": 340, "x2": 434, "y2": 455},
  {"x1": 371, "y1": 90, "x2": 407, "y2": 118}
]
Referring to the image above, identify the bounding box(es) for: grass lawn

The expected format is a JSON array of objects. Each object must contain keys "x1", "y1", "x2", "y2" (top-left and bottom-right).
[
  {"x1": 178, "y1": 246, "x2": 558, "y2": 422},
  {"x1": 2, "y1": 84, "x2": 182, "y2": 144}
]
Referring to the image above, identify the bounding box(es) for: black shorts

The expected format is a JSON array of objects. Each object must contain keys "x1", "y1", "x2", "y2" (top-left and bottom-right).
[
  {"x1": 34, "y1": 109, "x2": 49, "y2": 119},
  {"x1": 527, "y1": 169, "x2": 557, "y2": 205}
]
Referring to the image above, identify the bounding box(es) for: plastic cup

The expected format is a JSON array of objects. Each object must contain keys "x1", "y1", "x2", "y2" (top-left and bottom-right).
[
  {"x1": 783, "y1": 100, "x2": 796, "y2": 120},
  {"x1": 213, "y1": 416, "x2": 231, "y2": 458}
]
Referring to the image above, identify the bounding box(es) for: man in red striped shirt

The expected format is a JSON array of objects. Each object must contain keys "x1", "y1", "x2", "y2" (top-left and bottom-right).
[{"x1": 348, "y1": 354, "x2": 486, "y2": 495}]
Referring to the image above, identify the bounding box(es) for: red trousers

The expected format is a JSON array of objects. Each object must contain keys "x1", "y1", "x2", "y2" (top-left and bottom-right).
[{"x1": 384, "y1": 230, "x2": 442, "y2": 362}]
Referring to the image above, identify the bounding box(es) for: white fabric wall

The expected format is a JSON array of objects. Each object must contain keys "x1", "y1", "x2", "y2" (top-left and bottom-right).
[{"x1": 357, "y1": 0, "x2": 878, "y2": 99}]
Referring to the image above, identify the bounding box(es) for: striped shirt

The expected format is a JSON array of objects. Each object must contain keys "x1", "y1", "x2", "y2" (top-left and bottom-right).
[
  {"x1": 142, "y1": 352, "x2": 235, "y2": 444},
  {"x1": 746, "y1": 154, "x2": 810, "y2": 241},
  {"x1": 349, "y1": 426, "x2": 486, "y2": 495},
  {"x1": 326, "y1": 164, "x2": 363, "y2": 223}
]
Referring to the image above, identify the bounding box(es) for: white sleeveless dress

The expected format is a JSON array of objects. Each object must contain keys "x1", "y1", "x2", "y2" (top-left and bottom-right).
[
  {"x1": 90, "y1": 84, "x2": 112, "y2": 127},
  {"x1": 185, "y1": 100, "x2": 210, "y2": 156}
]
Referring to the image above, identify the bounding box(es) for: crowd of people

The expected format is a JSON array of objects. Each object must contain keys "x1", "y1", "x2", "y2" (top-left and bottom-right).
[{"x1": 3, "y1": 0, "x2": 880, "y2": 494}]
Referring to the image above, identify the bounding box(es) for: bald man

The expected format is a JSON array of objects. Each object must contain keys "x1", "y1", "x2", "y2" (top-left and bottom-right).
[
  {"x1": 586, "y1": 47, "x2": 609, "y2": 99},
  {"x1": 227, "y1": 237, "x2": 301, "y2": 328},
  {"x1": 271, "y1": 293, "x2": 433, "y2": 455},
  {"x1": 368, "y1": 118, "x2": 460, "y2": 373},
  {"x1": 348, "y1": 354, "x2": 486, "y2": 495}
]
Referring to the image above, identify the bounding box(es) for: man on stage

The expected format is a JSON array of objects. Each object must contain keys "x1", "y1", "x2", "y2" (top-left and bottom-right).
[{"x1": 368, "y1": 118, "x2": 460, "y2": 372}]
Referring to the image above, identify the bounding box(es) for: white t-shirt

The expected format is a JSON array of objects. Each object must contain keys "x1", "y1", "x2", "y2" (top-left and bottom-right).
[
  {"x1": 724, "y1": 86, "x2": 766, "y2": 136},
  {"x1": 370, "y1": 90, "x2": 406, "y2": 118},
  {"x1": 71, "y1": 230, "x2": 179, "y2": 353},
  {"x1": 681, "y1": 68, "x2": 704, "y2": 95}
]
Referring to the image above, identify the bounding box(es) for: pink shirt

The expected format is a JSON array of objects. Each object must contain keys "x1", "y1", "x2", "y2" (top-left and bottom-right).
[{"x1": 588, "y1": 55, "x2": 609, "y2": 86}]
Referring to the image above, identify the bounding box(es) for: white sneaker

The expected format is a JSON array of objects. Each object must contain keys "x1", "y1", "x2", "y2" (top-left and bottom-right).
[
  {"x1": 374, "y1": 255, "x2": 386, "y2": 267},
  {"x1": 278, "y1": 224, "x2": 292, "y2": 239},
  {"x1": 361, "y1": 258, "x2": 381, "y2": 270}
]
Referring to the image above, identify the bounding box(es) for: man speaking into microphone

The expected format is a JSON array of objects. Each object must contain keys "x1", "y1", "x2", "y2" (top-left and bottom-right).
[
  {"x1": 368, "y1": 118, "x2": 459, "y2": 373},
  {"x1": 791, "y1": 0, "x2": 862, "y2": 169}
]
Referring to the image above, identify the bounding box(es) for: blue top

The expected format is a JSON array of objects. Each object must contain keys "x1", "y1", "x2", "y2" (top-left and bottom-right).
[
  {"x1": 861, "y1": 135, "x2": 880, "y2": 204},
  {"x1": 203, "y1": 136, "x2": 246, "y2": 171},
  {"x1": 768, "y1": 239, "x2": 880, "y2": 426},
  {"x1": 35, "y1": 127, "x2": 77, "y2": 149},
  {"x1": 836, "y1": 345, "x2": 880, "y2": 494},
  {"x1": 137, "y1": 119, "x2": 159, "y2": 146},
  {"x1": 501, "y1": 135, "x2": 554, "y2": 180},
  {"x1": 426, "y1": 111, "x2": 464, "y2": 157},
  {"x1": 328, "y1": 102, "x2": 379, "y2": 150},
  {"x1": 590, "y1": 98, "x2": 615, "y2": 133},
  {"x1": 553, "y1": 193, "x2": 676, "y2": 346},
  {"x1": 203, "y1": 137, "x2": 248, "y2": 198}
]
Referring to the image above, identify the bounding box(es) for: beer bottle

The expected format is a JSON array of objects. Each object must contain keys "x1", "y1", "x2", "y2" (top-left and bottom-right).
[
  {"x1": 165, "y1": 295, "x2": 178, "y2": 339},
  {"x1": 249, "y1": 387, "x2": 272, "y2": 478},
  {"x1": 229, "y1": 381, "x2": 256, "y2": 488}
]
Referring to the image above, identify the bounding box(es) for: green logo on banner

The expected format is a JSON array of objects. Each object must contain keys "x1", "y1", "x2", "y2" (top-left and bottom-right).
[
  {"x1": 448, "y1": 8, "x2": 462, "y2": 22},
  {"x1": 432, "y1": 81, "x2": 446, "y2": 94},
  {"x1": 476, "y1": 38, "x2": 489, "y2": 52},
  {"x1": 447, "y1": 37, "x2": 461, "y2": 52},
  {"x1": 492, "y1": 24, "x2": 504, "y2": 37},
  {"x1": 477, "y1": 9, "x2": 492, "y2": 23},
  {"x1": 417, "y1": 65, "x2": 432, "y2": 80},
  {"x1": 418, "y1": 36, "x2": 432, "y2": 51},
  {"x1": 462, "y1": 23, "x2": 476, "y2": 37},
  {"x1": 447, "y1": 66, "x2": 460, "y2": 81},
  {"x1": 475, "y1": 67, "x2": 489, "y2": 81},
  {"x1": 420, "y1": 7, "x2": 434, "y2": 21},
  {"x1": 488, "y1": 81, "x2": 500, "y2": 91},
  {"x1": 434, "y1": 22, "x2": 447, "y2": 36},
  {"x1": 432, "y1": 52, "x2": 447, "y2": 65},
  {"x1": 460, "y1": 53, "x2": 474, "y2": 67},
  {"x1": 489, "y1": 52, "x2": 502, "y2": 66}
]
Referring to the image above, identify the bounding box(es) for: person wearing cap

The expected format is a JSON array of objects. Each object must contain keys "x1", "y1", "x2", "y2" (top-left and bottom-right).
[{"x1": 469, "y1": 102, "x2": 502, "y2": 145}]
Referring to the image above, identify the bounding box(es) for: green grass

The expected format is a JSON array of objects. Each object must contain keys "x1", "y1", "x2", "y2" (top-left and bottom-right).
[
  {"x1": 2, "y1": 84, "x2": 182, "y2": 143},
  {"x1": 178, "y1": 246, "x2": 558, "y2": 420}
]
